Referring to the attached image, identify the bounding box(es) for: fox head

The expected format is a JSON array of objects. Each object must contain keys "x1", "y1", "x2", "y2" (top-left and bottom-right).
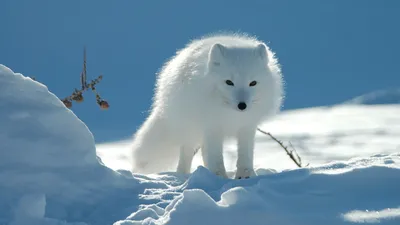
[{"x1": 206, "y1": 42, "x2": 279, "y2": 113}]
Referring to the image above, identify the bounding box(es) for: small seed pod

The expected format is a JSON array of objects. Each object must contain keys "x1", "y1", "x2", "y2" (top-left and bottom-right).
[
  {"x1": 98, "y1": 100, "x2": 109, "y2": 110},
  {"x1": 73, "y1": 93, "x2": 84, "y2": 103},
  {"x1": 62, "y1": 99, "x2": 72, "y2": 108}
]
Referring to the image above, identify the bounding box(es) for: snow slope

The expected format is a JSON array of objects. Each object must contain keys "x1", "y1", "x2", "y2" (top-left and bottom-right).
[
  {"x1": 343, "y1": 89, "x2": 400, "y2": 105},
  {"x1": 0, "y1": 64, "x2": 139, "y2": 225},
  {"x1": 1, "y1": 64, "x2": 400, "y2": 225},
  {"x1": 97, "y1": 104, "x2": 400, "y2": 174}
]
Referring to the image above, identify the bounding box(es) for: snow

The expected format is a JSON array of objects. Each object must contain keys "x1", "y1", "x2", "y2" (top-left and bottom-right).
[
  {"x1": 1, "y1": 63, "x2": 400, "y2": 225},
  {"x1": 343, "y1": 88, "x2": 400, "y2": 105},
  {"x1": 0, "y1": 64, "x2": 138, "y2": 225}
]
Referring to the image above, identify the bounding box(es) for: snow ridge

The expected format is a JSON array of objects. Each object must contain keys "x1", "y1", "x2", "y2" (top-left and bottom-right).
[
  {"x1": 117, "y1": 153, "x2": 400, "y2": 225},
  {"x1": 0, "y1": 65, "x2": 137, "y2": 225},
  {"x1": 343, "y1": 88, "x2": 400, "y2": 105}
]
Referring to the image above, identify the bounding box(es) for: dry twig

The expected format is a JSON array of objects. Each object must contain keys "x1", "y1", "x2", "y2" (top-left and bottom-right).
[
  {"x1": 257, "y1": 127, "x2": 308, "y2": 168},
  {"x1": 60, "y1": 47, "x2": 109, "y2": 110}
]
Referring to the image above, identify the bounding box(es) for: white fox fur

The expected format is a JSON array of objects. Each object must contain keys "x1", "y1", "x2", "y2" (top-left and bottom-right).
[{"x1": 130, "y1": 32, "x2": 284, "y2": 179}]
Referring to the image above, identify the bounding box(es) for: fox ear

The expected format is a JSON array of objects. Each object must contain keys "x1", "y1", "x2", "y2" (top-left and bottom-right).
[
  {"x1": 208, "y1": 43, "x2": 226, "y2": 66},
  {"x1": 254, "y1": 43, "x2": 268, "y2": 61}
]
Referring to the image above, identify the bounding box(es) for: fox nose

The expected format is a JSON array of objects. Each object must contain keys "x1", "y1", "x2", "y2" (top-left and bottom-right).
[{"x1": 237, "y1": 102, "x2": 247, "y2": 110}]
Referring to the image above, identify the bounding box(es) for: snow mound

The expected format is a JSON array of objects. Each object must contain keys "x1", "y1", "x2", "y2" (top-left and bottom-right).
[
  {"x1": 0, "y1": 65, "x2": 97, "y2": 167},
  {"x1": 0, "y1": 65, "x2": 138, "y2": 225},
  {"x1": 343, "y1": 89, "x2": 400, "y2": 105},
  {"x1": 116, "y1": 153, "x2": 400, "y2": 225}
]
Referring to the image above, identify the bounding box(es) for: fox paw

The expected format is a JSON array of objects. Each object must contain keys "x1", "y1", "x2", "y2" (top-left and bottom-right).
[{"x1": 235, "y1": 168, "x2": 256, "y2": 179}]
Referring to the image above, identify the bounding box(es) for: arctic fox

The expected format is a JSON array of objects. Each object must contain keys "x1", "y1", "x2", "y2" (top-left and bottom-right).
[{"x1": 131, "y1": 33, "x2": 284, "y2": 179}]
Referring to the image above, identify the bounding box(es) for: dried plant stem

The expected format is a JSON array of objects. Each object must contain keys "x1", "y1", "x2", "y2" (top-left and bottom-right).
[
  {"x1": 59, "y1": 46, "x2": 109, "y2": 110},
  {"x1": 257, "y1": 128, "x2": 307, "y2": 168}
]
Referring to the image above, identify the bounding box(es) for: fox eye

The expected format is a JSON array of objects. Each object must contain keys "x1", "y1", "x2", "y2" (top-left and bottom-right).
[
  {"x1": 225, "y1": 80, "x2": 234, "y2": 86},
  {"x1": 249, "y1": 81, "x2": 257, "y2": 87}
]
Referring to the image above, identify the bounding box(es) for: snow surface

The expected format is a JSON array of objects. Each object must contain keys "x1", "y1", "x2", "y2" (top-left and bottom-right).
[
  {"x1": 1, "y1": 64, "x2": 400, "y2": 225},
  {"x1": 343, "y1": 89, "x2": 400, "y2": 105}
]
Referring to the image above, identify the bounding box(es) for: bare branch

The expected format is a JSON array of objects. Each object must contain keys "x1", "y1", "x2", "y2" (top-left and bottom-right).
[
  {"x1": 257, "y1": 128, "x2": 307, "y2": 168},
  {"x1": 58, "y1": 46, "x2": 109, "y2": 110},
  {"x1": 29, "y1": 47, "x2": 108, "y2": 110}
]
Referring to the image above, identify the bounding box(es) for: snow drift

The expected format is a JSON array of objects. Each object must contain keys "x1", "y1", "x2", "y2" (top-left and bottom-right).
[
  {"x1": 0, "y1": 65, "x2": 137, "y2": 225},
  {"x1": 343, "y1": 88, "x2": 400, "y2": 105},
  {"x1": 116, "y1": 154, "x2": 400, "y2": 225}
]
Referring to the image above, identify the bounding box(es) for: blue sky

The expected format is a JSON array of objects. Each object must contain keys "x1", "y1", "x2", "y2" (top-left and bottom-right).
[{"x1": 1, "y1": 0, "x2": 399, "y2": 143}]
